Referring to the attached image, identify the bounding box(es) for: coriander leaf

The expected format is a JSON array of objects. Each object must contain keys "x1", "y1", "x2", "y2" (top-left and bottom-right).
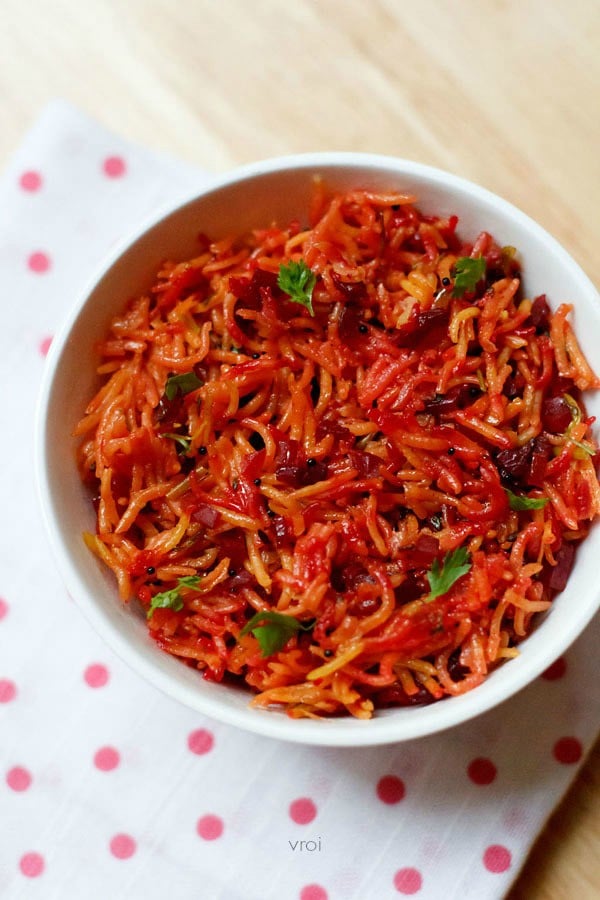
[
  {"x1": 251, "y1": 623, "x2": 297, "y2": 657},
  {"x1": 177, "y1": 575, "x2": 202, "y2": 588},
  {"x1": 161, "y1": 433, "x2": 191, "y2": 454},
  {"x1": 147, "y1": 587, "x2": 184, "y2": 618},
  {"x1": 451, "y1": 256, "x2": 486, "y2": 298},
  {"x1": 425, "y1": 546, "x2": 472, "y2": 602},
  {"x1": 164, "y1": 371, "x2": 203, "y2": 401},
  {"x1": 277, "y1": 260, "x2": 316, "y2": 316},
  {"x1": 506, "y1": 488, "x2": 549, "y2": 511},
  {"x1": 239, "y1": 610, "x2": 314, "y2": 657},
  {"x1": 146, "y1": 575, "x2": 203, "y2": 618}
]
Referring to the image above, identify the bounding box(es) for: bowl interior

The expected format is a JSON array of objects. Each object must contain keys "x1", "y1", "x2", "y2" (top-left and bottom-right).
[{"x1": 37, "y1": 155, "x2": 600, "y2": 745}]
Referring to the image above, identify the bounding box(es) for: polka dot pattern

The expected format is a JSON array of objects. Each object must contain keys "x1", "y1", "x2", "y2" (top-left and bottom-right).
[
  {"x1": 39, "y1": 335, "x2": 53, "y2": 356},
  {"x1": 103, "y1": 156, "x2": 126, "y2": 178},
  {"x1": 467, "y1": 757, "x2": 497, "y2": 785},
  {"x1": 27, "y1": 251, "x2": 51, "y2": 273},
  {"x1": 196, "y1": 814, "x2": 224, "y2": 841},
  {"x1": 377, "y1": 775, "x2": 405, "y2": 804},
  {"x1": 84, "y1": 664, "x2": 109, "y2": 688},
  {"x1": 541, "y1": 657, "x2": 567, "y2": 680},
  {"x1": 19, "y1": 852, "x2": 45, "y2": 878},
  {"x1": 94, "y1": 747, "x2": 120, "y2": 771},
  {"x1": 394, "y1": 867, "x2": 423, "y2": 894},
  {"x1": 553, "y1": 736, "x2": 583, "y2": 765},
  {"x1": 300, "y1": 886, "x2": 328, "y2": 900},
  {"x1": 109, "y1": 834, "x2": 136, "y2": 859},
  {"x1": 19, "y1": 170, "x2": 43, "y2": 192},
  {"x1": 483, "y1": 844, "x2": 512, "y2": 874},
  {"x1": 187, "y1": 728, "x2": 214, "y2": 755},
  {"x1": 289, "y1": 798, "x2": 317, "y2": 825},
  {"x1": 6, "y1": 766, "x2": 32, "y2": 792},
  {"x1": 0, "y1": 678, "x2": 16, "y2": 703}
]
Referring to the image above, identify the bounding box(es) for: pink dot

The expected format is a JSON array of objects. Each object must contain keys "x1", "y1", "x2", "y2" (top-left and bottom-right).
[
  {"x1": 109, "y1": 834, "x2": 136, "y2": 859},
  {"x1": 84, "y1": 663, "x2": 109, "y2": 688},
  {"x1": 467, "y1": 757, "x2": 497, "y2": 786},
  {"x1": 27, "y1": 251, "x2": 51, "y2": 273},
  {"x1": 187, "y1": 728, "x2": 214, "y2": 755},
  {"x1": 541, "y1": 657, "x2": 567, "y2": 680},
  {"x1": 0, "y1": 598, "x2": 8, "y2": 620},
  {"x1": 94, "y1": 746, "x2": 120, "y2": 772},
  {"x1": 553, "y1": 736, "x2": 583, "y2": 765},
  {"x1": 196, "y1": 814, "x2": 224, "y2": 841},
  {"x1": 300, "y1": 886, "x2": 328, "y2": 900},
  {"x1": 289, "y1": 797, "x2": 317, "y2": 825},
  {"x1": 483, "y1": 844, "x2": 512, "y2": 874},
  {"x1": 393, "y1": 867, "x2": 423, "y2": 894},
  {"x1": 19, "y1": 171, "x2": 42, "y2": 192},
  {"x1": 6, "y1": 766, "x2": 32, "y2": 792},
  {"x1": 376, "y1": 775, "x2": 406, "y2": 804},
  {"x1": 0, "y1": 679, "x2": 16, "y2": 703},
  {"x1": 39, "y1": 335, "x2": 53, "y2": 356},
  {"x1": 103, "y1": 156, "x2": 126, "y2": 178},
  {"x1": 19, "y1": 852, "x2": 45, "y2": 878}
]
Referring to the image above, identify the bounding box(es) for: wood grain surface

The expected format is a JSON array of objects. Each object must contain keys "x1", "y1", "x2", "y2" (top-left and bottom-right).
[{"x1": 1, "y1": 1, "x2": 598, "y2": 896}]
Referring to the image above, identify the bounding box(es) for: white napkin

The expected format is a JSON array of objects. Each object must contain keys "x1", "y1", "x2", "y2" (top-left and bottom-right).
[{"x1": 1, "y1": 100, "x2": 598, "y2": 900}]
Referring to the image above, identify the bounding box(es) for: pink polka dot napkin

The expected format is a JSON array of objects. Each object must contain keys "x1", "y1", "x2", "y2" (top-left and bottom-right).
[{"x1": 1, "y1": 100, "x2": 599, "y2": 900}]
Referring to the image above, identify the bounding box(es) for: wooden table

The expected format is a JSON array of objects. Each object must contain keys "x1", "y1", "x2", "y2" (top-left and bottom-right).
[{"x1": 1, "y1": 1, "x2": 598, "y2": 895}]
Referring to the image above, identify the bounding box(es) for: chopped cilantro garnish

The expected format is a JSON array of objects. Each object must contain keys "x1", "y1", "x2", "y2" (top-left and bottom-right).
[
  {"x1": 425, "y1": 546, "x2": 472, "y2": 602},
  {"x1": 164, "y1": 371, "x2": 203, "y2": 401},
  {"x1": 161, "y1": 433, "x2": 191, "y2": 454},
  {"x1": 451, "y1": 256, "x2": 486, "y2": 298},
  {"x1": 277, "y1": 260, "x2": 316, "y2": 316},
  {"x1": 147, "y1": 587, "x2": 184, "y2": 618},
  {"x1": 147, "y1": 575, "x2": 202, "y2": 619},
  {"x1": 239, "y1": 610, "x2": 315, "y2": 657},
  {"x1": 506, "y1": 489, "x2": 548, "y2": 511},
  {"x1": 177, "y1": 575, "x2": 202, "y2": 588}
]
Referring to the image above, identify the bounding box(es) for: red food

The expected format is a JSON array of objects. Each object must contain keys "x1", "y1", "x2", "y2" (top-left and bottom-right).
[{"x1": 76, "y1": 187, "x2": 600, "y2": 720}]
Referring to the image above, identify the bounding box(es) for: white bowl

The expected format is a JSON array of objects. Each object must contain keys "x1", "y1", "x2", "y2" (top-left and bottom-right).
[{"x1": 35, "y1": 153, "x2": 600, "y2": 746}]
